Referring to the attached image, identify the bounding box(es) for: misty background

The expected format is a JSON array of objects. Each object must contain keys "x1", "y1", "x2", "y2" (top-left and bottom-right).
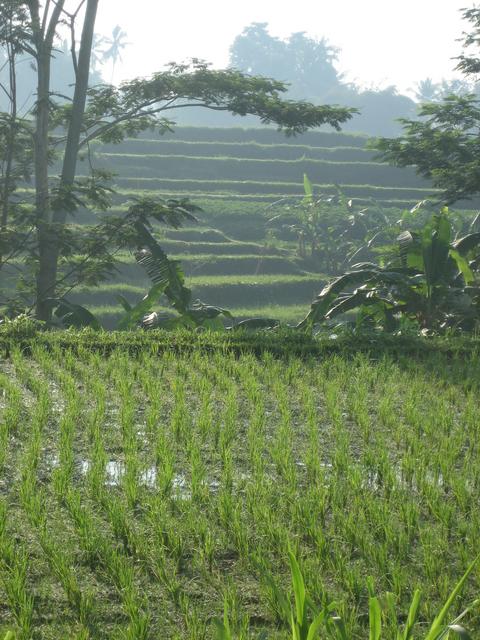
[{"x1": 0, "y1": 0, "x2": 477, "y2": 137}]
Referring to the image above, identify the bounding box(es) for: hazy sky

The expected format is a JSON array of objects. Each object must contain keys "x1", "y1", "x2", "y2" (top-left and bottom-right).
[{"x1": 94, "y1": 1, "x2": 471, "y2": 95}]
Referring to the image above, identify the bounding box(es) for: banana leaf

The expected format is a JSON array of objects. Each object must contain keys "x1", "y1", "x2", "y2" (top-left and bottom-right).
[
  {"x1": 452, "y1": 231, "x2": 480, "y2": 255},
  {"x1": 49, "y1": 298, "x2": 102, "y2": 330},
  {"x1": 422, "y1": 212, "x2": 451, "y2": 288},
  {"x1": 325, "y1": 289, "x2": 392, "y2": 320},
  {"x1": 449, "y1": 249, "x2": 475, "y2": 284},
  {"x1": 116, "y1": 282, "x2": 168, "y2": 330},
  {"x1": 134, "y1": 222, "x2": 192, "y2": 313}
]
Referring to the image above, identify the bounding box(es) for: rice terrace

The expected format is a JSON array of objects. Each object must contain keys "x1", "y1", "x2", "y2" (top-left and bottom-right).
[{"x1": 2, "y1": 1, "x2": 480, "y2": 639}]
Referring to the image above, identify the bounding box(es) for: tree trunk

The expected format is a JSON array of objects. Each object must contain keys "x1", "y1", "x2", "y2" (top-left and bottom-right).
[
  {"x1": 35, "y1": 0, "x2": 99, "y2": 321},
  {"x1": 58, "y1": 0, "x2": 99, "y2": 193},
  {"x1": 28, "y1": 0, "x2": 65, "y2": 321},
  {"x1": 34, "y1": 43, "x2": 55, "y2": 321},
  {"x1": 0, "y1": 36, "x2": 17, "y2": 262}
]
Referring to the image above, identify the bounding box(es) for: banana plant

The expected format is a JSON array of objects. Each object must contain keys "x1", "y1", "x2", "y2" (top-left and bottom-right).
[
  {"x1": 267, "y1": 175, "x2": 389, "y2": 273},
  {"x1": 45, "y1": 196, "x2": 203, "y2": 330},
  {"x1": 133, "y1": 222, "x2": 233, "y2": 330},
  {"x1": 298, "y1": 208, "x2": 480, "y2": 333},
  {"x1": 47, "y1": 196, "x2": 234, "y2": 331}
]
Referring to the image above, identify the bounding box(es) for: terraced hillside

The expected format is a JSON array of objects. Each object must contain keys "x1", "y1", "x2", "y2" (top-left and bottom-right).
[
  {"x1": 90, "y1": 126, "x2": 437, "y2": 207},
  {"x1": 69, "y1": 126, "x2": 441, "y2": 326}
]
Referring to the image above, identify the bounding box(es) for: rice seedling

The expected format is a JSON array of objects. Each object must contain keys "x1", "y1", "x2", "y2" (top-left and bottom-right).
[
  {"x1": 0, "y1": 502, "x2": 34, "y2": 640},
  {"x1": 0, "y1": 374, "x2": 22, "y2": 472}
]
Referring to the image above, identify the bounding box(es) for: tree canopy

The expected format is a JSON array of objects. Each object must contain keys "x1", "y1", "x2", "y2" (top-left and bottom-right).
[
  {"x1": 229, "y1": 23, "x2": 342, "y2": 100},
  {"x1": 374, "y1": 7, "x2": 480, "y2": 205}
]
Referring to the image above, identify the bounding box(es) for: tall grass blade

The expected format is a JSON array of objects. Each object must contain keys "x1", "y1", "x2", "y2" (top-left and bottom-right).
[
  {"x1": 436, "y1": 599, "x2": 480, "y2": 640},
  {"x1": 288, "y1": 549, "x2": 306, "y2": 626},
  {"x1": 425, "y1": 555, "x2": 480, "y2": 640},
  {"x1": 369, "y1": 596, "x2": 382, "y2": 640},
  {"x1": 306, "y1": 609, "x2": 328, "y2": 640},
  {"x1": 403, "y1": 589, "x2": 422, "y2": 640}
]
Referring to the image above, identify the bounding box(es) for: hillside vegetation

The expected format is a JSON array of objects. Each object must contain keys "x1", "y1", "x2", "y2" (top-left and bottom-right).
[{"x1": 63, "y1": 126, "x2": 449, "y2": 327}]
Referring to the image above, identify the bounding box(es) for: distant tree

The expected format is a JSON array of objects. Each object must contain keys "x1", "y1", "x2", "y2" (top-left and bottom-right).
[
  {"x1": 413, "y1": 76, "x2": 475, "y2": 103},
  {"x1": 339, "y1": 85, "x2": 417, "y2": 136},
  {"x1": 89, "y1": 32, "x2": 107, "y2": 72},
  {"x1": 413, "y1": 77, "x2": 444, "y2": 103},
  {"x1": 374, "y1": 6, "x2": 480, "y2": 204},
  {"x1": 229, "y1": 23, "x2": 342, "y2": 100},
  {"x1": 229, "y1": 23, "x2": 286, "y2": 79},
  {"x1": 228, "y1": 23, "x2": 418, "y2": 136},
  {"x1": 101, "y1": 24, "x2": 129, "y2": 81}
]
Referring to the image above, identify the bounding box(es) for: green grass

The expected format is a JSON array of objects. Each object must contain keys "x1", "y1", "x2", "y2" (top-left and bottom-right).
[
  {"x1": 186, "y1": 274, "x2": 322, "y2": 286},
  {"x1": 0, "y1": 339, "x2": 479, "y2": 637},
  {"x1": 105, "y1": 177, "x2": 437, "y2": 201},
  {"x1": 75, "y1": 274, "x2": 323, "y2": 290},
  {"x1": 70, "y1": 275, "x2": 324, "y2": 323},
  {"x1": 96, "y1": 152, "x2": 385, "y2": 167},
  {"x1": 90, "y1": 155, "x2": 427, "y2": 188},
  {"x1": 122, "y1": 125, "x2": 370, "y2": 145},
  {"x1": 108, "y1": 187, "x2": 436, "y2": 208},
  {"x1": 82, "y1": 302, "x2": 309, "y2": 325},
  {"x1": 93, "y1": 139, "x2": 376, "y2": 161},
  {"x1": 93, "y1": 272, "x2": 320, "y2": 289}
]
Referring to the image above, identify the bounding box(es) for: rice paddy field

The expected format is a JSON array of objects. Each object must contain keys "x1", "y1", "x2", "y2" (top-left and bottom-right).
[{"x1": 1, "y1": 336, "x2": 479, "y2": 638}]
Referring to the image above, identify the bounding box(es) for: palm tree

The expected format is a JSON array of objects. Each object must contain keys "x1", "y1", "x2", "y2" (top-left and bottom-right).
[
  {"x1": 101, "y1": 25, "x2": 129, "y2": 82},
  {"x1": 90, "y1": 32, "x2": 107, "y2": 73}
]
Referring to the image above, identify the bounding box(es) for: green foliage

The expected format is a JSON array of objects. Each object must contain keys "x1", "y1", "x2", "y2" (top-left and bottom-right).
[
  {"x1": 37, "y1": 196, "x2": 203, "y2": 330},
  {"x1": 73, "y1": 60, "x2": 356, "y2": 147},
  {"x1": 0, "y1": 314, "x2": 44, "y2": 339},
  {"x1": 288, "y1": 550, "x2": 335, "y2": 640},
  {"x1": 267, "y1": 175, "x2": 390, "y2": 273},
  {"x1": 283, "y1": 551, "x2": 479, "y2": 640},
  {"x1": 213, "y1": 549, "x2": 480, "y2": 639},
  {"x1": 373, "y1": 95, "x2": 480, "y2": 204},
  {"x1": 50, "y1": 298, "x2": 103, "y2": 331},
  {"x1": 454, "y1": 7, "x2": 480, "y2": 76},
  {"x1": 44, "y1": 195, "x2": 237, "y2": 331},
  {"x1": 115, "y1": 282, "x2": 168, "y2": 330},
  {"x1": 133, "y1": 226, "x2": 234, "y2": 330},
  {"x1": 373, "y1": 8, "x2": 480, "y2": 204},
  {"x1": 1, "y1": 1, "x2": 356, "y2": 322},
  {"x1": 299, "y1": 207, "x2": 480, "y2": 333}
]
